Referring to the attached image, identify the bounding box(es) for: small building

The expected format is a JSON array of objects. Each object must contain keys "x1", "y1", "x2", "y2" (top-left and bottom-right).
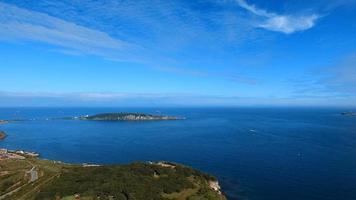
[
  {"x1": 16, "y1": 150, "x2": 24, "y2": 154},
  {"x1": 0, "y1": 148, "x2": 7, "y2": 154}
]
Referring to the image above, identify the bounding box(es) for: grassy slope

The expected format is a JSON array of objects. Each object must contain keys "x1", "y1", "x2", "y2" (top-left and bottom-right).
[{"x1": 0, "y1": 158, "x2": 226, "y2": 200}]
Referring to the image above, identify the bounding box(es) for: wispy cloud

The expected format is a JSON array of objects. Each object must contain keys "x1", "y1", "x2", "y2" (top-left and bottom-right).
[
  {"x1": 290, "y1": 53, "x2": 356, "y2": 99},
  {"x1": 235, "y1": 0, "x2": 320, "y2": 34},
  {"x1": 322, "y1": 53, "x2": 356, "y2": 93},
  {"x1": 0, "y1": 1, "x2": 260, "y2": 84},
  {"x1": 0, "y1": 2, "x2": 137, "y2": 60}
]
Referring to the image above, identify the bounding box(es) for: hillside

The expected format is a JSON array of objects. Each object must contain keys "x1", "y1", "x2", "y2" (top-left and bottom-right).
[{"x1": 0, "y1": 157, "x2": 225, "y2": 200}]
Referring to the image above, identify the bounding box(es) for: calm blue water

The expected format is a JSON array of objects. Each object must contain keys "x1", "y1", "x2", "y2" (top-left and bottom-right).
[{"x1": 0, "y1": 107, "x2": 356, "y2": 200}]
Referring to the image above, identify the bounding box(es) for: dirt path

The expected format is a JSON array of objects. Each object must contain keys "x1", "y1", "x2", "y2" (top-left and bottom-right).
[{"x1": 28, "y1": 166, "x2": 38, "y2": 183}]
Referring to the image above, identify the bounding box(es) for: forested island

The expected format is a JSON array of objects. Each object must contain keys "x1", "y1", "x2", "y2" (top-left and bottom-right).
[{"x1": 77, "y1": 112, "x2": 183, "y2": 121}]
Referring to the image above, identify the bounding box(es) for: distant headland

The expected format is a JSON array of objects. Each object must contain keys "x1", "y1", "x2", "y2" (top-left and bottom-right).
[
  {"x1": 0, "y1": 120, "x2": 8, "y2": 124},
  {"x1": 341, "y1": 111, "x2": 356, "y2": 116},
  {"x1": 75, "y1": 112, "x2": 184, "y2": 121},
  {"x1": 0, "y1": 120, "x2": 7, "y2": 140},
  {"x1": 0, "y1": 131, "x2": 6, "y2": 140}
]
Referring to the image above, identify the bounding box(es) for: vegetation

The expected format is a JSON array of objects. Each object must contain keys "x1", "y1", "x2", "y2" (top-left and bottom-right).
[
  {"x1": 80, "y1": 112, "x2": 181, "y2": 121},
  {"x1": 0, "y1": 158, "x2": 225, "y2": 200}
]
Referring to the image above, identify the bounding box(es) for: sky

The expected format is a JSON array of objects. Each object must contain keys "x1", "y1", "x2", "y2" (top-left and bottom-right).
[{"x1": 0, "y1": 0, "x2": 356, "y2": 107}]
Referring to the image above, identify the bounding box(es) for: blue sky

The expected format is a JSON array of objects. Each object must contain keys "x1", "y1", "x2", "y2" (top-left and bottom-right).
[{"x1": 0, "y1": 0, "x2": 356, "y2": 107}]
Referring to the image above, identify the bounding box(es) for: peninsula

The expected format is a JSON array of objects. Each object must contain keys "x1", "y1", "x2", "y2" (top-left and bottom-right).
[
  {"x1": 77, "y1": 112, "x2": 183, "y2": 121},
  {"x1": 0, "y1": 151, "x2": 225, "y2": 200}
]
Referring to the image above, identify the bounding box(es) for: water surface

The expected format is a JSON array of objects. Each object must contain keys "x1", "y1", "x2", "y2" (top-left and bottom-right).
[{"x1": 0, "y1": 107, "x2": 356, "y2": 200}]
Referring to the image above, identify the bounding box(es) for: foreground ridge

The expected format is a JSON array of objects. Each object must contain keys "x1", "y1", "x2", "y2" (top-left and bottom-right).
[{"x1": 0, "y1": 151, "x2": 225, "y2": 200}]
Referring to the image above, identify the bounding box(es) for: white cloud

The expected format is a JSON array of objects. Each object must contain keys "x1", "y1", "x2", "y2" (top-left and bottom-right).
[
  {"x1": 235, "y1": 0, "x2": 274, "y2": 17},
  {"x1": 260, "y1": 15, "x2": 319, "y2": 34},
  {"x1": 0, "y1": 2, "x2": 134, "y2": 59},
  {"x1": 236, "y1": 0, "x2": 320, "y2": 34}
]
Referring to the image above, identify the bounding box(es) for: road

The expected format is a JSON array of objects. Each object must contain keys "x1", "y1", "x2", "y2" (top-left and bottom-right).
[{"x1": 28, "y1": 166, "x2": 38, "y2": 183}]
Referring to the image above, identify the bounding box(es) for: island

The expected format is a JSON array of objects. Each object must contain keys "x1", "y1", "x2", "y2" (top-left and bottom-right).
[
  {"x1": 77, "y1": 112, "x2": 183, "y2": 121},
  {"x1": 0, "y1": 120, "x2": 8, "y2": 125},
  {"x1": 0, "y1": 150, "x2": 225, "y2": 200},
  {"x1": 0, "y1": 131, "x2": 6, "y2": 140},
  {"x1": 341, "y1": 111, "x2": 356, "y2": 116}
]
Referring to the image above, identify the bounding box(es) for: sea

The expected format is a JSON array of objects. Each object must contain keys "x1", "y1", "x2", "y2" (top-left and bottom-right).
[{"x1": 0, "y1": 107, "x2": 355, "y2": 200}]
